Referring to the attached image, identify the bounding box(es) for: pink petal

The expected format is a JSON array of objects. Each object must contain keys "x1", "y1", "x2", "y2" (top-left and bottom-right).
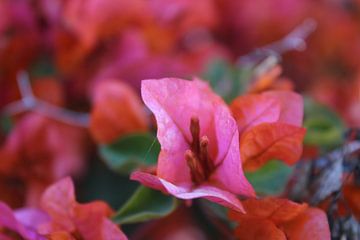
[
  {"x1": 160, "y1": 180, "x2": 245, "y2": 213},
  {"x1": 210, "y1": 110, "x2": 255, "y2": 197},
  {"x1": 262, "y1": 91, "x2": 304, "y2": 127},
  {"x1": 102, "y1": 219, "x2": 128, "y2": 240},
  {"x1": 0, "y1": 202, "x2": 24, "y2": 234},
  {"x1": 130, "y1": 171, "x2": 168, "y2": 193},
  {"x1": 0, "y1": 202, "x2": 41, "y2": 240},
  {"x1": 15, "y1": 208, "x2": 50, "y2": 231},
  {"x1": 141, "y1": 78, "x2": 224, "y2": 184},
  {"x1": 131, "y1": 171, "x2": 245, "y2": 212},
  {"x1": 40, "y1": 177, "x2": 76, "y2": 232}
]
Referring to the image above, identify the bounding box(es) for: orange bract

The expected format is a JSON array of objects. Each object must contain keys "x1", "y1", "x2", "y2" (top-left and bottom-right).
[
  {"x1": 229, "y1": 197, "x2": 330, "y2": 240},
  {"x1": 230, "y1": 90, "x2": 305, "y2": 171},
  {"x1": 90, "y1": 80, "x2": 148, "y2": 144},
  {"x1": 240, "y1": 123, "x2": 306, "y2": 171}
]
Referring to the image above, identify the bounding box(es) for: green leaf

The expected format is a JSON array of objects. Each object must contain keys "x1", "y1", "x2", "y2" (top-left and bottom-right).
[
  {"x1": 303, "y1": 97, "x2": 345, "y2": 147},
  {"x1": 245, "y1": 160, "x2": 293, "y2": 196},
  {"x1": 76, "y1": 158, "x2": 138, "y2": 210},
  {"x1": 199, "y1": 199, "x2": 229, "y2": 222},
  {"x1": 113, "y1": 186, "x2": 178, "y2": 224},
  {"x1": 99, "y1": 133, "x2": 160, "y2": 175},
  {"x1": 0, "y1": 115, "x2": 13, "y2": 134},
  {"x1": 202, "y1": 58, "x2": 250, "y2": 102}
]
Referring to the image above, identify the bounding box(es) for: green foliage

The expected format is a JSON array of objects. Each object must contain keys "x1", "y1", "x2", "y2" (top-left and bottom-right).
[
  {"x1": 76, "y1": 157, "x2": 138, "y2": 210},
  {"x1": 202, "y1": 58, "x2": 251, "y2": 102},
  {"x1": 245, "y1": 160, "x2": 293, "y2": 196},
  {"x1": 99, "y1": 133, "x2": 160, "y2": 175},
  {"x1": 303, "y1": 97, "x2": 345, "y2": 147},
  {"x1": 113, "y1": 186, "x2": 177, "y2": 224},
  {"x1": 0, "y1": 115, "x2": 13, "y2": 134}
]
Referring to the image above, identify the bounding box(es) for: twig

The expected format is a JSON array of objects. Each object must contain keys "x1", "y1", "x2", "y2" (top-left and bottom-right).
[
  {"x1": 262, "y1": 18, "x2": 317, "y2": 54},
  {"x1": 238, "y1": 18, "x2": 317, "y2": 67},
  {"x1": 2, "y1": 71, "x2": 90, "y2": 128}
]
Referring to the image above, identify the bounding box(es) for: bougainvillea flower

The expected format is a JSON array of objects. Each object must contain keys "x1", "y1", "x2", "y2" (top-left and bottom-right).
[
  {"x1": 131, "y1": 78, "x2": 255, "y2": 212},
  {"x1": 0, "y1": 178, "x2": 128, "y2": 240},
  {"x1": 90, "y1": 80, "x2": 148, "y2": 144},
  {"x1": 0, "y1": 113, "x2": 86, "y2": 208},
  {"x1": 230, "y1": 90, "x2": 306, "y2": 171},
  {"x1": 0, "y1": 201, "x2": 48, "y2": 240},
  {"x1": 38, "y1": 177, "x2": 127, "y2": 240},
  {"x1": 228, "y1": 197, "x2": 331, "y2": 240}
]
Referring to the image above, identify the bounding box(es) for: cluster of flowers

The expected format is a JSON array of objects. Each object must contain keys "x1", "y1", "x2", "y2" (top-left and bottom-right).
[
  {"x1": 1, "y1": 76, "x2": 330, "y2": 239},
  {"x1": 1, "y1": 0, "x2": 360, "y2": 239}
]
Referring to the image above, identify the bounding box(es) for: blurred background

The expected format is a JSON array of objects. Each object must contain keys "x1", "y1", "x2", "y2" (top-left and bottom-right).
[{"x1": 0, "y1": 0, "x2": 360, "y2": 239}]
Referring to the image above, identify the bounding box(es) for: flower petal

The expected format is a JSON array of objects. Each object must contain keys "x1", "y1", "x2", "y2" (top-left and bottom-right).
[
  {"x1": 90, "y1": 80, "x2": 148, "y2": 144},
  {"x1": 74, "y1": 202, "x2": 124, "y2": 240},
  {"x1": 0, "y1": 202, "x2": 40, "y2": 240},
  {"x1": 240, "y1": 198, "x2": 308, "y2": 223},
  {"x1": 230, "y1": 94, "x2": 281, "y2": 134},
  {"x1": 130, "y1": 171, "x2": 168, "y2": 193},
  {"x1": 281, "y1": 208, "x2": 331, "y2": 240},
  {"x1": 40, "y1": 177, "x2": 76, "y2": 232},
  {"x1": 14, "y1": 208, "x2": 50, "y2": 232},
  {"x1": 232, "y1": 217, "x2": 286, "y2": 240},
  {"x1": 131, "y1": 171, "x2": 245, "y2": 212},
  {"x1": 240, "y1": 123, "x2": 306, "y2": 171},
  {"x1": 210, "y1": 108, "x2": 255, "y2": 197}
]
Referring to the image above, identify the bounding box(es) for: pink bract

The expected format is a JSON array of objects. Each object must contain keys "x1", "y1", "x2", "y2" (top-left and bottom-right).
[{"x1": 131, "y1": 78, "x2": 255, "y2": 212}]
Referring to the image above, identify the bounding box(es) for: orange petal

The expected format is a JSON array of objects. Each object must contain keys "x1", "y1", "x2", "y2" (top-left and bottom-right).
[
  {"x1": 240, "y1": 122, "x2": 306, "y2": 171},
  {"x1": 232, "y1": 216, "x2": 286, "y2": 240},
  {"x1": 229, "y1": 197, "x2": 307, "y2": 223},
  {"x1": 90, "y1": 80, "x2": 148, "y2": 144},
  {"x1": 281, "y1": 207, "x2": 330, "y2": 240}
]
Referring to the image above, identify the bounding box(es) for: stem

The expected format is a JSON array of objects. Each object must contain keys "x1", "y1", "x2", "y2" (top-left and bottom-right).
[
  {"x1": 238, "y1": 18, "x2": 317, "y2": 66},
  {"x1": 2, "y1": 71, "x2": 90, "y2": 128}
]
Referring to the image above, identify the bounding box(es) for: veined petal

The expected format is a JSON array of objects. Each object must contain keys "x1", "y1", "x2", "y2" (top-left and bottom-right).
[{"x1": 240, "y1": 123, "x2": 306, "y2": 171}]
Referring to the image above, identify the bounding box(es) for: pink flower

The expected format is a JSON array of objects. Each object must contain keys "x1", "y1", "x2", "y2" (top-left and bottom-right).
[
  {"x1": 0, "y1": 177, "x2": 128, "y2": 239},
  {"x1": 0, "y1": 113, "x2": 86, "y2": 208},
  {"x1": 38, "y1": 177, "x2": 127, "y2": 240},
  {"x1": 131, "y1": 78, "x2": 255, "y2": 212},
  {"x1": 0, "y1": 202, "x2": 48, "y2": 240}
]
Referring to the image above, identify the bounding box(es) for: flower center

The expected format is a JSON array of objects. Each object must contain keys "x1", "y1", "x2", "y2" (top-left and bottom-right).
[{"x1": 185, "y1": 117, "x2": 215, "y2": 185}]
